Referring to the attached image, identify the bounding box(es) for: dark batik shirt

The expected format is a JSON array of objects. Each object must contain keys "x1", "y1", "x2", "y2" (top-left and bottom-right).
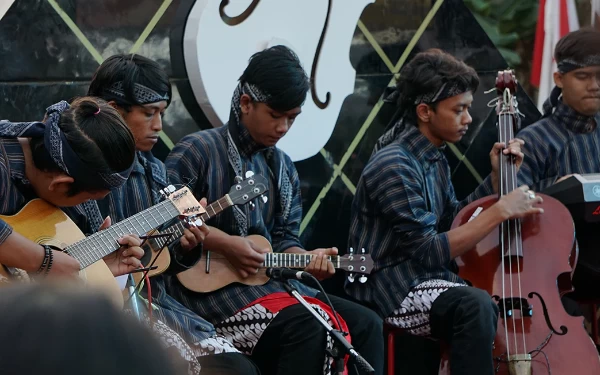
[
  {"x1": 92, "y1": 151, "x2": 217, "y2": 344},
  {"x1": 345, "y1": 125, "x2": 494, "y2": 318},
  {"x1": 0, "y1": 138, "x2": 97, "y2": 257},
  {"x1": 164, "y1": 120, "x2": 316, "y2": 325},
  {"x1": 517, "y1": 100, "x2": 600, "y2": 191}
]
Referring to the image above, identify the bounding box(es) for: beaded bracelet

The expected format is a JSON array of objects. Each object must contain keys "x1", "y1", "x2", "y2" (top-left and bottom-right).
[
  {"x1": 44, "y1": 247, "x2": 54, "y2": 276},
  {"x1": 36, "y1": 245, "x2": 52, "y2": 274}
]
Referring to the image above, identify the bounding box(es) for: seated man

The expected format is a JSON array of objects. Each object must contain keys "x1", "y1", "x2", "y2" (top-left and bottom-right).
[
  {"x1": 516, "y1": 28, "x2": 600, "y2": 299},
  {"x1": 346, "y1": 49, "x2": 543, "y2": 375},
  {"x1": 166, "y1": 45, "x2": 383, "y2": 375},
  {"x1": 0, "y1": 97, "x2": 142, "y2": 282},
  {"x1": 85, "y1": 54, "x2": 260, "y2": 375}
]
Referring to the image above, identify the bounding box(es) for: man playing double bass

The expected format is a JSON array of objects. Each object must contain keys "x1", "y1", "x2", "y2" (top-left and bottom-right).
[{"x1": 346, "y1": 49, "x2": 543, "y2": 375}]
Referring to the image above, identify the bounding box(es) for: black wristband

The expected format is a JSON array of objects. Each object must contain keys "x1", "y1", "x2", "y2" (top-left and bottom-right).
[
  {"x1": 36, "y1": 245, "x2": 51, "y2": 274},
  {"x1": 44, "y1": 247, "x2": 54, "y2": 276}
]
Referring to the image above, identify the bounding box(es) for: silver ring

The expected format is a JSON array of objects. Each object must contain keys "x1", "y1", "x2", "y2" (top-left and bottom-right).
[{"x1": 527, "y1": 190, "x2": 536, "y2": 200}]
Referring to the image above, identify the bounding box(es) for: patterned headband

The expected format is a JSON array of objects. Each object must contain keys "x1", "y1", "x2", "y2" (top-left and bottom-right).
[
  {"x1": 106, "y1": 81, "x2": 170, "y2": 104},
  {"x1": 557, "y1": 55, "x2": 600, "y2": 74},
  {"x1": 413, "y1": 82, "x2": 467, "y2": 105},
  {"x1": 0, "y1": 101, "x2": 133, "y2": 190},
  {"x1": 230, "y1": 82, "x2": 271, "y2": 121}
]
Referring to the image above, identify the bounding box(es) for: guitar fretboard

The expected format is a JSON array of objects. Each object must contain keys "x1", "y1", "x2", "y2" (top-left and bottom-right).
[
  {"x1": 66, "y1": 199, "x2": 181, "y2": 269},
  {"x1": 150, "y1": 195, "x2": 233, "y2": 249},
  {"x1": 263, "y1": 253, "x2": 341, "y2": 269}
]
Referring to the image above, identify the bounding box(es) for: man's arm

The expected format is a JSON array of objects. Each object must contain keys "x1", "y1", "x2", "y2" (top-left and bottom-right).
[
  {"x1": 0, "y1": 221, "x2": 81, "y2": 276},
  {"x1": 367, "y1": 151, "x2": 538, "y2": 264}
]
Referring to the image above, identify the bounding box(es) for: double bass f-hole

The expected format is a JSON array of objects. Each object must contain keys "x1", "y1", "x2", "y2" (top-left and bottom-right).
[{"x1": 219, "y1": 0, "x2": 332, "y2": 110}]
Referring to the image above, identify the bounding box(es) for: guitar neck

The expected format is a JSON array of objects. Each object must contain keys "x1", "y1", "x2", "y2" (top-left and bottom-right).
[
  {"x1": 65, "y1": 199, "x2": 182, "y2": 269},
  {"x1": 152, "y1": 195, "x2": 234, "y2": 249},
  {"x1": 263, "y1": 253, "x2": 341, "y2": 269}
]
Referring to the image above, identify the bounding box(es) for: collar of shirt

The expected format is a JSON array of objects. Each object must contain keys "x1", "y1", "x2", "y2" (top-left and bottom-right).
[
  {"x1": 228, "y1": 118, "x2": 272, "y2": 157},
  {"x1": 134, "y1": 151, "x2": 168, "y2": 187},
  {"x1": 553, "y1": 99, "x2": 599, "y2": 134},
  {"x1": 398, "y1": 124, "x2": 446, "y2": 167}
]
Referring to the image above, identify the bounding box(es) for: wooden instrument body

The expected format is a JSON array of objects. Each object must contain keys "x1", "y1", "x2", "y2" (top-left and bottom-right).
[
  {"x1": 177, "y1": 234, "x2": 272, "y2": 293},
  {"x1": 438, "y1": 194, "x2": 600, "y2": 375},
  {"x1": 0, "y1": 199, "x2": 123, "y2": 308},
  {"x1": 132, "y1": 229, "x2": 172, "y2": 285}
]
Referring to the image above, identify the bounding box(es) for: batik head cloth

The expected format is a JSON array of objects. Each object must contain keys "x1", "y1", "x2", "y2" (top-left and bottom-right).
[{"x1": 0, "y1": 101, "x2": 133, "y2": 190}]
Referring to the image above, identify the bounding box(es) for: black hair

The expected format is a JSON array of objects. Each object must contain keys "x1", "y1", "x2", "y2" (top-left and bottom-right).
[
  {"x1": 29, "y1": 96, "x2": 136, "y2": 195},
  {"x1": 555, "y1": 27, "x2": 600, "y2": 64},
  {"x1": 396, "y1": 48, "x2": 479, "y2": 123},
  {"x1": 88, "y1": 53, "x2": 172, "y2": 110},
  {"x1": 0, "y1": 284, "x2": 186, "y2": 375},
  {"x1": 240, "y1": 45, "x2": 309, "y2": 112}
]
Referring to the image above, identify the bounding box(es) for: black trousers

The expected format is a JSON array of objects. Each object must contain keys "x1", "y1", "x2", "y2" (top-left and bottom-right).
[
  {"x1": 430, "y1": 286, "x2": 499, "y2": 375},
  {"x1": 249, "y1": 293, "x2": 384, "y2": 375},
  {"x1": 197, "y1": 352, "x2": 261, "y2": 375}
]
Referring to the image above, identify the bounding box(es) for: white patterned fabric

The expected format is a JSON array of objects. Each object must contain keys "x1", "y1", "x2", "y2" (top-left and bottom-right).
[
  {"x1": 215, "y1": 302, "x2": 341, "y2": 375},
  {"x1": 386, "y1": 279, "x2": 466, "y2": 336}
]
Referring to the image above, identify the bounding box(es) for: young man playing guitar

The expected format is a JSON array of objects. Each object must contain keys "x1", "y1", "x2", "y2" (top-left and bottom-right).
[
  {"x1": 346, "y1": 49, "x2": 542, "y2": 375},
  {"x1": 0, "y1": 97, "x2": 143, "y2": 281},
  {"x1": 86, "y1": 54, "x2": 260, "y2": 375},
  {"x1": 165, "y1": 45, "x2": 383, "y2": 375}
]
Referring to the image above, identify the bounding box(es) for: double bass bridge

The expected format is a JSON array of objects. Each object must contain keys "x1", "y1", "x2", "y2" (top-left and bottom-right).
[{"x1": 494, "y1": 297, "x2": 533, "y2": 319}]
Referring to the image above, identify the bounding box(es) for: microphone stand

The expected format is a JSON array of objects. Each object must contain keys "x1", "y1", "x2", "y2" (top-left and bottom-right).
[
  {"x1": 281, "y1": 280, "x2": 375, "y2": 375},
  {"x1": 127, "y1": 273, "x2": 142, "y2": 321}
]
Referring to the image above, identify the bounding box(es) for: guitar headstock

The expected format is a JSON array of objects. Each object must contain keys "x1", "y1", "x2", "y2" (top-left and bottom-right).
[
  {"x1": 342, "y1": 247, "x2": 374, "y2": 284},
  {"x1": 164, "y1": 186, "x2": 206, "y2": 217},
  {"x1": 227, "y1": 171, "x2": 269, "y2": 207}
]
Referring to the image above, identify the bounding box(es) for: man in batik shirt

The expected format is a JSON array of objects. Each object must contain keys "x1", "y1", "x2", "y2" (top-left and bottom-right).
[
  {"x1": 346, "y1": 49, "x2": 542, "y2": 375},
  {"x1": 84, "y1": 54, "x2": 260, "y2": 375},
  {"x1": 516, "y1": 28, "x2": 600, "y2": 299},
  {"x1": 166, "y1": 45, "x2": 383, "y2": 375}
]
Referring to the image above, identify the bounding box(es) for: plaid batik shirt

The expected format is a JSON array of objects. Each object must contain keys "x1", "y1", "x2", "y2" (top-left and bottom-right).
[
  {"x1": 345, "y1": 125, "x2": 494, "y2": 318},
  {"x1": 517, "y1": 100, "x2": 600, "y2": 191}
]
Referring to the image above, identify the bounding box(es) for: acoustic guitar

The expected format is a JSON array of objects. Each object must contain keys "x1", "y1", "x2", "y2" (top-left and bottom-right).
[
  {"x1": 177, "y1": 234, "x2": 374, "y2": 293},
  {"x1": 133, "y1": 172, "x2": 269, "y2": 284},
  {"x1": 0, "y1": 186, "x2": 204, "y2": 308}
]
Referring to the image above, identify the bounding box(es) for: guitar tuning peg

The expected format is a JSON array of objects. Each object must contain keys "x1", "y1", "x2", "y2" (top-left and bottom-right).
[
  {"x1": 347, "y1": 273, "x2": 355, "y2": 283},
  {"x1": 234, "y1": 176, "x2": 243, "y2": 183},
  {"x1": 359, "y1": 275, "x2": 367, "y2": 283},
  {"x1": 261, "y1": 195, "x2": 268, "y2": 204},
  {"x1": 187, "y1": 218, "x2": 203, "y2": 227},
  {"x1": 361, "y1": 248, "x2": 366, "y2": 254},
  {"x1": 248, "y1": 201, "x2": 256, "y2": 210},
  {"x1": 349, "y1": 247, "x2": 354, "y2": 254},
  {"x1": 245, "y1": 171, "x2": 255, "y2": 178}
]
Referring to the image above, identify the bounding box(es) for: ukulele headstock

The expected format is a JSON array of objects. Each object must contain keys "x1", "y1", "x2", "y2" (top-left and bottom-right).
[
  {"x1": 342, "y1": 247, "x2": 374, "y2": 284},
  {"x1": 163, "y1": 186, "x2": 206, "y2": 217},
  {"x1": 228, "y1": 171, "x2": 270, "y2": 208}
]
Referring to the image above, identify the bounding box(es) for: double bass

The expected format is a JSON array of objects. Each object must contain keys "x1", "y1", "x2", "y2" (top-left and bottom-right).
[{"x1": 439, "y1": 71, "x2": 600, "y2": 374}]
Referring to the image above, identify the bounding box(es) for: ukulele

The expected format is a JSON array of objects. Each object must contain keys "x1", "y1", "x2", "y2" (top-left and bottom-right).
[
  {"x1": 133, "y1": 172, "x2": 269, "y2": 284},
  {"x1": 177, "y1": 234, "x2": 374, "y2": 293},
  {"x1": 0, "y1": 186, "x2": 204, "y2": 308}
]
